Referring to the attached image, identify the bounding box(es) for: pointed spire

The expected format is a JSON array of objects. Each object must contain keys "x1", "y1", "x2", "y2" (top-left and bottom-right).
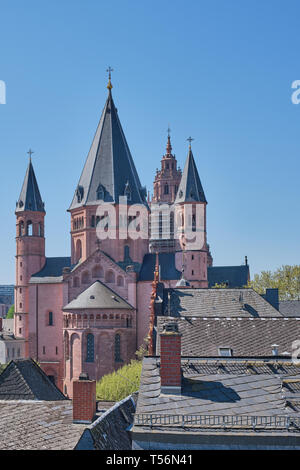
[
  {"x1": 16, "y1": 155, "x2": 45, "y2": 213},
  {"x1": 166, "y1": 126, "x2": 172, "y2": 156},
  {"x1": 175, "y1": 144, "x2": 207, "y2": 204},
  {"x1": 69, "y1": 78, "x2": 147, "y2": 210}
]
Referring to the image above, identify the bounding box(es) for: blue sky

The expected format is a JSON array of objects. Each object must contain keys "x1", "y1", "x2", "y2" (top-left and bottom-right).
[{"x1": 0, "y1": 0, "x2": 300, "y2": 283}]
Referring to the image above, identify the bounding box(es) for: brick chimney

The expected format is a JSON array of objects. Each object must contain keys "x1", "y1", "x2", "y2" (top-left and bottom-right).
[
  {"x1": 160, "y1": 322, "x2": 182, "y2": 394},
  {"x1": 72, "y1": 373, "x2": 96, "y2": 424}
]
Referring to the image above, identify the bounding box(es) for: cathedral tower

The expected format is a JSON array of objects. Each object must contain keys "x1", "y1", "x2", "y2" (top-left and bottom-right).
[
  {"x1": 150, "y1": 132, "x2": 182, "y2": 253},
  {"x1": 15, "y1": 154, "x2": 46, "y2": 356},
  {"x1": 68, "y1": 75, "x2": 149, "y2": 267},
  {"x1": 174, "y1": 141, "x2": 212, "y2": 286}
]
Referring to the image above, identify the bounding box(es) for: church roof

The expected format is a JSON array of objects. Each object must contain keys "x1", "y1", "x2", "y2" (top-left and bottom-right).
[
  {"x1": 30, "y1": 257, "x2": 72, "y2": 283},
  {"x1": 63, "y1": 280, "x2": 133, "y2": 311},
  {"x1": 69, "y1": 87, "x2": 147, "y2": 210},
  {"x1": 0, "y1": 359, "x2": 66, "y2": 401},
  {"x1": 138, "y1": 253, "x2": 181, "y2": 281},
  {"x1": 16, "y1": 159, "x2": 45, "y2": 213},
  {"x1": 175, "y1": 148, "x2": 207, "y2": 204},
  {"x1": 207, "y1": 265, "x2": 250, "y2": 288}
]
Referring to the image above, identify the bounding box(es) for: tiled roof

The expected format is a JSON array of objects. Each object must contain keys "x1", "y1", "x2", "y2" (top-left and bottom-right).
[
  {"x1": 208, "y1": 265, "x2": 250, "y2": 288},
  {"x1": 75, "y1": 393, "x2": 137, "y2": 450},
  {"x1": 156, "y1": 317, "x2": 300, "y2": 357},
  {"x1": 133, "y1": 357, "x2": 300, "y2": 433},
  {"x1": 0, "y1": 359, "x2": 66, "y2": 401},
  {"x1": 69, "y1": 89, "x2": 147, "y2": 210},
  {"x1": 162, "y1": 287, "x2": 282, "y2": 318},
  {"x1": 279, "y1": 301, "x2": 300, "y2": 317},
  {"x1": 16, "y1": 160, "x2": 44, "y2": 213},
  {"x1": 175, "y1": 149, "x2": 207, "y2": 204},
  {"x1": 138, "y1": 253, "x2": 181, "y2": 281},
  {"x1": 30, "y1": 257, "x2": 72, "y2": 283},
  {"x1": 0, "y1": 401, "x2": 85, "y2": 450},
  {"x1": 63, "y1": 280, "x2": 133, "y2": 311}
]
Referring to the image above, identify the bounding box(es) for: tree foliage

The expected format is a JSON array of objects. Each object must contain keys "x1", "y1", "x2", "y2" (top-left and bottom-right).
[
  {"x1": 6, "y1": 305, "x2": 14, "y2": 319},
  {"x1": 248, "y1": 265, "x2": 300, "y2": 300},
  {"x1": 96, "y1": 359, "x2": 142, "y2": 401}
]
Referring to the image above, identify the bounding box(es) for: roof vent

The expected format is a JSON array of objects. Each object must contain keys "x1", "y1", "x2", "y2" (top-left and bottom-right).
[
  {"x1": 90, "y1": 295, "x2": 95, "y2": 300},
  {"x1": 79, "y1": 372, "x2": 89, "y2": 381},
  {"x1": 163, "y1": 322, "x2": 178, "y2": 334},
  {"x1": 272, "y1": 344, "x2": 279, "y2": 356}
]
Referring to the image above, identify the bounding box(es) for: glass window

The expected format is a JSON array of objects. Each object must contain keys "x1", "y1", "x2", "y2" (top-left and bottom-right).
[
  {"x1": 86, "y1": 333, "x2": 94, "y2": 362},
  {"x1": 115, "y1": 334, "x2": 122, "y2": 362}
]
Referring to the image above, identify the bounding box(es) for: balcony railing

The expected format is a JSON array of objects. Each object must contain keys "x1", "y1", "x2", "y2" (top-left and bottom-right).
[{"x1": 134, "y1": 413, "x2": 300, "y2": 431}]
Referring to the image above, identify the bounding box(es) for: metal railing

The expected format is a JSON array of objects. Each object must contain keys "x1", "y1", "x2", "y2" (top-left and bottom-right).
[{"x1": 134, "y1": 413, "x2": 300, "y2": 431}]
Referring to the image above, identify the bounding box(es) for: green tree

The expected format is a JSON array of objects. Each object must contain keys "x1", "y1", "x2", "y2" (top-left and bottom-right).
[
  {"x1": 248, "y1": 265, "x2": 300, "y2": 300},
  {"x1": 6, "y1": 305, "x2": 14, "y2": 319},
  {"x1": 96, "y1": 359, "x2": 142, "y2": 401}
]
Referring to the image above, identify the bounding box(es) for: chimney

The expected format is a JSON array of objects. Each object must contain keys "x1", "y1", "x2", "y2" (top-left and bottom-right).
[
  {"x1": 160, "y1": 322, "x2": 182, "y2": 395},
  {"x1": 272, "y1": 344, "x2": 279, "y2": 356},
  {"x1": 72, "y1": 373, "x2": 96, "y2": 424}
]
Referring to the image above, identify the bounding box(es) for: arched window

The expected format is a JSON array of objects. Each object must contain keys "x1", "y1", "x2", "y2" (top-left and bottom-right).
[
  {"x1": 91, "y1": 215, "x2": 95, "y2": 227},
  {"x1": 86, "y1": 334, "x2": 94, "y2": 362},
  {"x1": 38, "y1": 223, "x2": 43, "y2": 237},
  {"x1": 114, "y1": 334, "x2": 122, "y2": 362},
  {"x1": 97, "y1": 184, "x2": 105, "y2": 200},
  {"x1": 19, "y1": 221, "x2": 25, "y2": 237},
  {"x1": 73, "y1": 277, "x2": 79, "y2": 288},
  {"x1": 164, "y1": 184, "x2": 169, "y2": 195},
  {"x1": 105, "y1": 270, "x2": 115, "y2": 283},
  {"x1": 75, "y1": 240, "x2": 82, "y2": 263},
  {"x1": 117, "y1": 275, "x2": 124, "y2": 287},
  {"x1": 26, "y1": 221, "x2": 33, "y2": 236},
  {"x1": 92, "y1": 265, "x2": 103, "y2": 278},
  {"x1": 76, "y1": 185, "x2": 84, "y2": 203},
  {"x1": 81, "y1": 271, "x2": 90, "y2": 284}
]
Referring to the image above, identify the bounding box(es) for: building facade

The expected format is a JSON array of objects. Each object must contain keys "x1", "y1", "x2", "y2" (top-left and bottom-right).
[{"x1": 13, "y1": 78, "x2": 249, "y2": 396}]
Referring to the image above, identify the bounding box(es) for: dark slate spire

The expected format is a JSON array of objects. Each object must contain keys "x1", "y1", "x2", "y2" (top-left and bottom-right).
[
  {"x1": 69, "y1": 80, "x2": 147, "y2": 210},
  {"x1": 175, "y1": 148, "x2": 207, "y2": 204},
  {"x1": 16, "y1": 158, "x2": 45, "y2": 213}
]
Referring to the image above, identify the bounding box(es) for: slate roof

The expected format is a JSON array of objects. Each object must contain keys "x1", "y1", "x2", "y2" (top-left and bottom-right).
[
  {"x1": 133, "y1": 357, "x2": 300, "y2": 434},
  {"x1": 279, "y1": 301, "x2": 300, "y2": 317},
  {"x1": 75, "y1": 393, "x2": 137, "y2": 450},
  {"x1": 30, "y1": 257, "x2": 72, "y2": 283},
  {"x1": 162, "y1": 287, "x2": 282, "y2": 318},
  {"x1": 208, "y1": 265, "x2": 250, "y2": 288},
  {"x1": 156, "y1": 316, "x2": 300, "y2": 356},
  {"x1": 16, "y1": 159, "x2": 45, "y2": 213},
  {"x1": 175, "y1": 149, "x2": 207, "y2": 204},
  {"x1": 63, "y1": 280, "x2": 133, "y2": 311},
  {"x1": 69, "y1": 88, "x2": 147, "y2": 210},
  {"x1": 0, "y1": 400, "x2": 85, "y2": 450},
  {"x1": 0, "y1": 359, "x2": 66, "y2": 400},
  {"x1": 138, "y1": 253, "x2": 181, "y2": 281}
]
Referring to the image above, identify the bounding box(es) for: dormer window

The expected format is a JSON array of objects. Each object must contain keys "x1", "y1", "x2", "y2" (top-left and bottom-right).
[
  {"x1": 76, "y1": 185, "x2": 84, "y2": 203},
  {"x1": 97, "y1": 184, "x2": 105, "y2": 200},
  {"x1": 218, "y1": 347, "x2": 232, "y2": 357},
  {"x1": 124, "y1": 182, "x2": 131, "y2": 201}
]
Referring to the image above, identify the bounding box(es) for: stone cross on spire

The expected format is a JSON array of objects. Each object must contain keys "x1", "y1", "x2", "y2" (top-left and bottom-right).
[
  {"x1": 27, "y1": 149, "x2": 34, "y2": 162},
  {"x1": 187, "y1": 136, "x2": 194, "y2": 149},
  {"x1": 106, "y1": 66, "x2": 114, "y2": 91}
]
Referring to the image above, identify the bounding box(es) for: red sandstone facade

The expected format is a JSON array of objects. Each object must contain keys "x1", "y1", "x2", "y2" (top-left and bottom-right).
[{"x1": 13, "y1": 81, "x2": 212, "y2": 397}]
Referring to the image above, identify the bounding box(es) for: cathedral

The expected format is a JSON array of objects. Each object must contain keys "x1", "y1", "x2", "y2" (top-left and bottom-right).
[{"x1": 13, "y1": 75, "x2": 249, "y2": 396}]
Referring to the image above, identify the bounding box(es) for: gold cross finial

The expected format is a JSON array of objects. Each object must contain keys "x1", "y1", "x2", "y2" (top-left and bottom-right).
[{"x1": 106, "y1": 66, "x2": 113, "y2": 90}]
